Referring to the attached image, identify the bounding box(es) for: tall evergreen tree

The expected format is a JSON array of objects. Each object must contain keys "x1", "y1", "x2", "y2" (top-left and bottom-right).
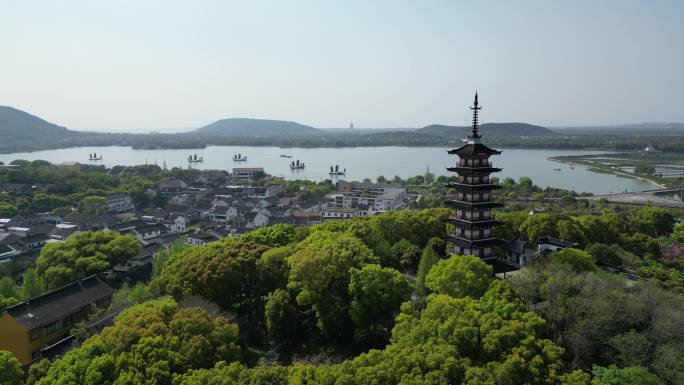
[{"x1": 415, "y1": 243, "x2": 440, "y2": 296}]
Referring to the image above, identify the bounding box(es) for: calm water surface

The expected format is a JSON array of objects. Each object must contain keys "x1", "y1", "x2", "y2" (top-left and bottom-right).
[{"x1": 0, "y1": 146, "x2": 656, "y2": 194}]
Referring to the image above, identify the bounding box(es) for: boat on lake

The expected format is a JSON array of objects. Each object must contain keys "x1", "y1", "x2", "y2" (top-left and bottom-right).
[
  {"x1": 89, "y1": 153, "x2": 102, "y2": 161},
  {"x1": 329, "y1": 165, "x2": 346, "y2": 175},
  {"x1": 188, "y1": 154, "x2": 203, "y2": 163},
  {"x1": 554, "y1": 168, "x2": 561, "y2": 171},
  {"x1": 280, "y1": 154, "x2": 293, "y2": 158},
  {"x1": 233, "y1": 153, "x2": 247, "y2": 161},
  {"x1": 290, "y1": 160, "x2": 305, "y2": 170}
]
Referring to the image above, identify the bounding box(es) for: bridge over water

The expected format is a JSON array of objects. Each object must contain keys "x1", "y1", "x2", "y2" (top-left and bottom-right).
[{"x1": 584, "y1": 187, "x2": 684, "y2": 208}]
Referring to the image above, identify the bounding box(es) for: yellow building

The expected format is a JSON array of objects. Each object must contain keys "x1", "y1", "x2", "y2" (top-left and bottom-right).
[{"x1": 0, "y1": 275, "x2": 113, "y2": 365}]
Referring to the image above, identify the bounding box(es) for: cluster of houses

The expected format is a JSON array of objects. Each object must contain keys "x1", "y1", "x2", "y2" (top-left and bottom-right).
[
  {"x1": 321, "y1": 180, "x2": 408, "y2": 219},
  {"x1": 0, "y1": 176, "x2": 412, "y2": 365},
  {"x1": 502, "y1": 236, "x2": 579, "y2": 268},
  {"x1": 0, "y1": 178, "x2": 411, "y2": 264}
]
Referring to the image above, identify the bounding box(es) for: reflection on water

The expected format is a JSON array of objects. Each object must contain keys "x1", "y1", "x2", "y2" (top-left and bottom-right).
[{"x1": 0, "y1": 146, "x2": 657, "y2": 194}]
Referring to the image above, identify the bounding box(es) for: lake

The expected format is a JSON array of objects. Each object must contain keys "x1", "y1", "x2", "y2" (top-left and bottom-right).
[{"x1": 0, "y1": 146, "x2": 657, "y2": 194}]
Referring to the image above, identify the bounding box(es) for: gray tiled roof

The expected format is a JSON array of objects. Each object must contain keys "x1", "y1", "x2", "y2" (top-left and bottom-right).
[
  {"x1": 0, "y1": 244, "x2": 14, "y2": 254},
  {"x1": 5, "y1": 275, "x2": 114, "y2": 329}
]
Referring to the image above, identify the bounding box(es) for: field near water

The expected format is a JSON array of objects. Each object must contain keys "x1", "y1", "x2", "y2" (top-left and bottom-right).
[{"x1": 550, "y1": 151, "x2": 684, "y2": 189}]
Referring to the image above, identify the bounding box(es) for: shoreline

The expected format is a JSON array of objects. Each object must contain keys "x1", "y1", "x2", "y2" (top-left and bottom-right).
[
  {"x1": 549, "y1": 157, "x2": 667, "y2": 189},
  {"x1": 0, "y1": 143, "x2": 639, "y2": 155}
]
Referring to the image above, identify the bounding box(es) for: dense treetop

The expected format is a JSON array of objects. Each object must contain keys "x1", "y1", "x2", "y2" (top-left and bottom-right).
[
  {"x1": 37, "y1": 231, "x2": 140, "y2": 289},
  {"x1": 33, "y1": 297, "x2": 240, "y2": 385}
]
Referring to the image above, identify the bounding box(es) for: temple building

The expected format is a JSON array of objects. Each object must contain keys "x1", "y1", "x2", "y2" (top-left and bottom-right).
[{"x1": 447, "y1": 93, "x2": 502, "y2": 258}]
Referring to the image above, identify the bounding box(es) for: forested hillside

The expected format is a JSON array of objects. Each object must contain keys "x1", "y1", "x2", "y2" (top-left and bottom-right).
[
  {"x1": 418, "y1": 122, "x2": 558, "y2": 138},
  {"x1": 194, "y1": 118, "x2": 324, "y2": 137}
]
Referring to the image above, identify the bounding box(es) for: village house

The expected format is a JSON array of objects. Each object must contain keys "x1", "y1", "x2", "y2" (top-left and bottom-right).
[
  {"x1": 186, "y1": 231, "x2": 220, "y2": 247},
  {"x1": 157, "y1": 179, "x2": 189, "y2": 197},
  {"x1": 130, "y1": 224, "x2": 165, "y2": 243},
  {"x1": 62, "y1": 212, "x2": 122, "y2": 231},
  {"x1": 0, "y1": 276, "x2": 114, "y2": 365},
  {"x1": 245, "y1": 211, "x2": 270, "y2": 228},
  {"x1": 264, "y1": 184, "x2": 284, "y2": 198},
  {"x1": 502, "y1": 236, "x2": 580, "y2": 267},
  {"x1": 0, "y1": 243, "x2": 20, "y2": 262},
  {"x1": 503, "y1": 239, "x2": 537, "y2": 267},
  {"x1": 321, "y1": 206, "x2": 361, "y2": 220},
  {"x1": 538, "y1": 236, "x2": 579, "y2": 255},
  {"x1": 169, "y1": 214, "x2": 186, "y2": 233},
  {"x1": 325, "y1": 180, "x2": 408, "y2": 216},
  {"x1": 108, "y1": 243, "x2": 162, "y2": 284},
  {"x1": 292, "y1": 211, "x2": 323, "y2": 226},
  {"x1": 232, "y1": 167, "x2": 264, "y2": 180},
  {"x1": 105, "y1": 193, "x2": 134, "y2": 213}
]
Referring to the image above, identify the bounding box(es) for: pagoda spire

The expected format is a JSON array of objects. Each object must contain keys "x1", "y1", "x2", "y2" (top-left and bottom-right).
[{"x1": 469, "y1": 92, "x2": 482, "y2": 139}]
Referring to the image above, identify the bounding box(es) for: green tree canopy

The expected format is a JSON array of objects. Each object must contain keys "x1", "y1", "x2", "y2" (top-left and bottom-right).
[
  {"x1": 591, "y1": 365, "x2": 664, "y2": 385},
  {"x1": 672, "y1": 221, "x2": 684, "y2": 242},
  {"x1": 558, "y1": 219, "x2": 589, "y2": 246},
  {"x1": 520, "y1": 213, "x2": 559, "y2": 241},
  {"x1": 264, "y1": 288, "x2": 304, "y2": 347},
  {"x1": 415, "y1": 242, "x2": 440, "y2": 296},
  {"x1": 425, "y1": 255, "x2": 493, "y2": 298},
  {"x1": 36, "y1": 298, "x2": 240, "y2": 385},
  {"x1": 0, "y1": 276, "x2": 19, "y2": 300},
  {"x1": 152, "y1": 238, "x2": 270, "y2": 317},
  {"x1": 21, "y1": 267, "x2": 46, "y2": 299},
  {"x1": 36, "y1": 231, "x2": 140, "y2": 289},
  {"x1": 241, "y1": 224, "x2": 297, "y2": 247},
  {"x1": 173, "y1": 282, "x2": 586, "y2": 385},
  {"x1": 0, "y1": 350, "x2": 23, "y2": 385},
  {"x1": 0, "y1": 201, "x2": 18, "y2": 217},
  {"x1": 629, "y1": 207, "x2": 675, "y2": 236},
  {"x1": 26, "y1": 358, "x2": 51, "y2": 385},
  {"x1": 80, "y1": 195, "x2": 109, "y2": 214},
  {"x1": 348, "y1": 264, "x2": 412, "y2": 346},
  {"x1": 494, "y1": 211, "x2": 529, "y2": 239},
  {"x1": 549, "y1": 248, "x2": 596, "y2": 273},
  {"x1": 288, "y1": 230, "x2": 378, "y2": 339},
  {"x1": 573, "y1": 214, "x2": 621, "y2": 244}
]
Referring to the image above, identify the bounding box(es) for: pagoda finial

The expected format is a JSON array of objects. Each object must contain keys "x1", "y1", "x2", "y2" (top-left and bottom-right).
[{"x1": 469, "y1": 91, "x2": 482, "y2": 139}]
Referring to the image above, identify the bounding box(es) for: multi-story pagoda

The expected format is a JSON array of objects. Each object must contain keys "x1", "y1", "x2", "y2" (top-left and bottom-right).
[{"x1": 446, "y1": 93, "x2": 502, "y2": 258}]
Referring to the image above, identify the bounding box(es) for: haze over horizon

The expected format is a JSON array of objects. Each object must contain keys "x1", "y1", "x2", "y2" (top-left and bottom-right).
[{"x1": 1, "y1": 0, "x2": 682, "y2": 132}]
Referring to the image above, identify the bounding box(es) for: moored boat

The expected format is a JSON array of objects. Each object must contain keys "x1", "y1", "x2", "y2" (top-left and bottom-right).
[
  {"x1": 328, "y1": 165, "x2": 346, "y2": 175},
  {"x1": 290, "y1": 160, "x2": 306, "y2": 170},
  {"x1": 188, "y1": 154, "x2": 204, "y2": 163}
]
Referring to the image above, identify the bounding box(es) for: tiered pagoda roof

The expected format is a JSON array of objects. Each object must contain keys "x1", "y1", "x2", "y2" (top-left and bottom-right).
[
  {"x1": 445, "y1": 92, "x2": 502, "y2": 258},
  {"x1": 447, "y1": 144, "x2": 501, "y2": 157}
]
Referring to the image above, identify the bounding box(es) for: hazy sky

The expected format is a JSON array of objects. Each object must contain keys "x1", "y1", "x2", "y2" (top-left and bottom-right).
[{"x1": 1, "y1": 0, "x2": 682, "y2": 131}]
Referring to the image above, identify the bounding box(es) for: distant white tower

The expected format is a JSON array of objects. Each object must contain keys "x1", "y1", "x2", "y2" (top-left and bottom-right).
[{"x1": 349, "y1": 122, "x2": 354, "y2": 130}]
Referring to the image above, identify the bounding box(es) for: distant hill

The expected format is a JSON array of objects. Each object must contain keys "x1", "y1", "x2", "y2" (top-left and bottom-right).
[
  {"x1": 417, "y1": 122, "x2": 558, "y2": 139},
  {"x1": 0, "y1": 106, "x2": 74, "y2": 139},
  {"x1": 194, "y1": 118, "x2": 324, "y2": 137},
  {"x1": 554, "y1": 122, "x2": 684, "y2": 135}
]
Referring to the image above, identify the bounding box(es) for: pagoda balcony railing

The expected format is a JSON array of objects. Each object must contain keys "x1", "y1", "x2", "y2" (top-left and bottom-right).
[
  {"x1": 456, "y1": 193, "x2": 491, "y2": 202},
  {"x1": 458, "y1": 177, "x2": 491, "y2": 184},
  {"x1": 456, "y1": 211, "x2": 492, "y2": 220},
  {"x1": 453, "y1": 246, "x2": 494, "y2": 258},
  {"x1": 458, "y1": 161, "x2": 492, "y2": 167},
  {"x1": 452, "y1": 235, "x2": 497, "y2": 243},
  {"x1": 453, "y1": 199, "x2": 489, "y2": 205},
  {"x1": 454, "y1": 230, "x2": 493, "y2": 239}
]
